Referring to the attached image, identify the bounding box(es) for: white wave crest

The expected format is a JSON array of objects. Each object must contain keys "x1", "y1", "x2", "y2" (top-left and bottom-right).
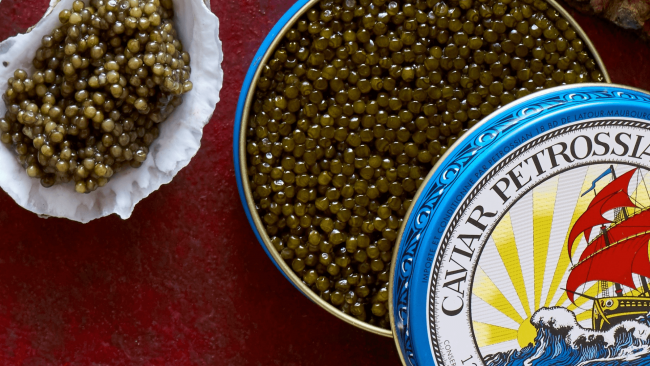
[{"x1": 531, "y1": 307, "x2": 650, "y2": 349}]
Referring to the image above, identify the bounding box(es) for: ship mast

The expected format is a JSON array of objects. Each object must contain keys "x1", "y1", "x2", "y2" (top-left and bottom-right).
[
  {"x1": 566, "y1": 167, "x2": 650, "y2": 305},
  {"x1": 636, "y1": 209, "x2": 650, "y2": 296},
  {"x1": 598, "y1": 225, "x2": 623, "y2": 297},
  {"x1": 595, "y1": 166, "x2": 624, "y2": 297},
  {"x1": 619, "y1": 168, "x2": 650, "y2": 296}
]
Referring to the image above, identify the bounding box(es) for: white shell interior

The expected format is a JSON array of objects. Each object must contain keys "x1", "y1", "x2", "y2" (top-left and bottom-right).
[{"x1": 0, "y1": 0, "x2": 223, "y2": 223}]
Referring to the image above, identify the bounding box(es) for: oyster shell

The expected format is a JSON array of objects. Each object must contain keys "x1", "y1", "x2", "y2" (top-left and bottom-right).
[{"x1": 0, "y1": 0, "x2": 223, "y2": 223}]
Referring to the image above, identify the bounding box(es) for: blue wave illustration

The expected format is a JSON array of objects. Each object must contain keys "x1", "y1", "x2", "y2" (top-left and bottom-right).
[{"x1": 484, "y1": 307, "x2": 650, "y2": 366}]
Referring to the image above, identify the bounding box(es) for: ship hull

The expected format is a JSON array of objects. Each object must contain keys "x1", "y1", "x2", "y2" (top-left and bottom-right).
[{"x1": 593, "y1": 296, "x2": 650, "y2": 331}]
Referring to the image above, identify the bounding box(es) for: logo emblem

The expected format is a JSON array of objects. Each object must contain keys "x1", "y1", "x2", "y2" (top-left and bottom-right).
[{"x1": 429, "y1": 119, "x2": 650, "y2": 365}]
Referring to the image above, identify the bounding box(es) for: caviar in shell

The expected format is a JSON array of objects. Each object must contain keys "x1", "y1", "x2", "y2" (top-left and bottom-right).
[{"x1": 0, "y1": 0, "x2": 222, "y2": 223}]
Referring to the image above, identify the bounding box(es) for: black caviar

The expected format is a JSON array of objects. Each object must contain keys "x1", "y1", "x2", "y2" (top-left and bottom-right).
[
  {"x1": 246, "y1": 0, "x2": 604, "y2": 328},
  {"x1": 1, "y1": 0, "x2": 192, "y2": 193}
]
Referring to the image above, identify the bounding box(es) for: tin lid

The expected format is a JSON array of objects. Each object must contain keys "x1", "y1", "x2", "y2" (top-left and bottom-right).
[{"x1": 390, "y1": 84, "x2": 650, "y2": 366}]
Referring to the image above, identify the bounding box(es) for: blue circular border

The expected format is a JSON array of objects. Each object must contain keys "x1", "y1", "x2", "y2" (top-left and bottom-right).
[{"x1": 391, "y1": 84, "x2": 650, "y2": 366}]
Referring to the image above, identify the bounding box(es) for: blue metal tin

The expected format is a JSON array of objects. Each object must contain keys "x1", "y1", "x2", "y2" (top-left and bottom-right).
[{"x1": 390, "y1": 84, "x2": 650, "y2": 366}]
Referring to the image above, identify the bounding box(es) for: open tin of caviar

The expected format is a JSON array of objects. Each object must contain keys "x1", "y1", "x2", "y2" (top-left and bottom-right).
[
  {"x1": 389, "y1": 83, "x2": 650, "y2": 365},
  {"x1": 234, "y1": 0, "x2": 610, "y2": 337}
]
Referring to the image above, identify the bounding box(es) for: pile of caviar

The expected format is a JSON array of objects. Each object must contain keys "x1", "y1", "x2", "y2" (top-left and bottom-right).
[
  {"x1": 246, "y1": 0, "x2": 604, "y2": 328},
  {"x1": 1, "y1": 0, "x2": 192, "y2": 193}
]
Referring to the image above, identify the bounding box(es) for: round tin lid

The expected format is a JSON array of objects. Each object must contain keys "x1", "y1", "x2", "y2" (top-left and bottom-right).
[{"x1": 391, "y1": 84, "x2": 650, "y2": 366}]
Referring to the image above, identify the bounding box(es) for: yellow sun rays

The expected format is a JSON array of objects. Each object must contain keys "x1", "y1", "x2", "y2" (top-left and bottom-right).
[
  {"x1": 533, "y1": 176, "x2": 559, "y2": 310},
  {"x1": 471, "y1": 165, "x2": 650, "y2": 351},
  {"x1": 492, "y1": 212, "x2": 532, "y2": 319},
  {"x1": 473, "y1": 267, "x2": 525, "y2": 325},
  {"x1": 576, "y1": 310, "x2": 593, "y2": 323},
  {"x1": 473, "y1": 322, "x2": 518, "y2": 348}
]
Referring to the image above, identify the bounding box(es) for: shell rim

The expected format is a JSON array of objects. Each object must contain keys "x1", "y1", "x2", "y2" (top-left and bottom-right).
[{"x1": 233, "y1": 0, "x2": 611, "y2": 339}]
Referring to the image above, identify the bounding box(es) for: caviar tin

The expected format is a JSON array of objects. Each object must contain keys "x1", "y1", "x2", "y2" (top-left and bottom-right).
[
  {"x1": 234, "y1": 0, "x2": 609, "y2": 338},
  {"x1": 389, "y1": 83, "x2": 650, "y2": 365}
]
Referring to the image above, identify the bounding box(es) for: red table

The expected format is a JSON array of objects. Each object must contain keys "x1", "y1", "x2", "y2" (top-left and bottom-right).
[{"x1": 0, "y1": 0, "x2": 649, "y2": 364}]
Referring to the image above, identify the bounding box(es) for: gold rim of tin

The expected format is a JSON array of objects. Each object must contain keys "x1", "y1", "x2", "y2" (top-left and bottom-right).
[
  {"x1": 238, "y1": 0, "x2": 611, "y2": 340},
  {"x1": 546, "y1": 0, "x2": 611, "y2": 83},
  {"x1": 239, "y1": 0, "x2": 392, "y2": 337}
]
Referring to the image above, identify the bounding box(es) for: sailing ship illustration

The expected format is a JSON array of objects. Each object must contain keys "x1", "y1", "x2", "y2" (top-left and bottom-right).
[{"x1": 565, "y1": 167, "x2": 650, "y2": 331}]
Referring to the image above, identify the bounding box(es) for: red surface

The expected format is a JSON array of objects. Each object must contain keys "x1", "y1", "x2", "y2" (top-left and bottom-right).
[{"x1": 0, "y1": 0, "x2": 649, "y2": 365}]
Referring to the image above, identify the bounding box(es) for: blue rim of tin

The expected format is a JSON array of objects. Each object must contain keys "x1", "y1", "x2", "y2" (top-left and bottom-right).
[
  {"x1": 388, "y1": 83, "x2": 650, "y2": 366},
  {"x1": 233, "y1": 0, "x2": 393, "y2": 337}
]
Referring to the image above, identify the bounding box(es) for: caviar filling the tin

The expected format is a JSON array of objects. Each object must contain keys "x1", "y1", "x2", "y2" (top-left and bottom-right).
[{"x1": 240, "y1": 0, "x2": 608, "y2": 332}]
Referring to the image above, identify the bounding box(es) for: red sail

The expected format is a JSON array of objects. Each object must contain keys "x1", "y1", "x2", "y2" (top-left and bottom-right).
[
  {"x1": 593, "y1": 169, "x2": 637, "y2": 203},
  {"x1": 605, "y1": 209, "x2": 650, "y2": 243},
  {"x1": 568, "y1": 190, "x2": 637, "y2": 257},
  {"x1": 577, "y1": 234, "x2": 607, "y2": 263},
  {"x1": 578, "y1": 213, "x2": 650, "y2": 262},
  {"x1": 567, "y1": 169, "x2": 638, "y2": 257},
  {"x1": 632, "y1": 246, "x2": 650, "y2": 279},
  {"x1": 567, "y1": 232, "x2": 650, "y2": 302}
]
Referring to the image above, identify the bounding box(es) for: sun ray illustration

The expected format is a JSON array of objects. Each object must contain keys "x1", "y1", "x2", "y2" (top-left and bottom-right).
[
  {"x1": 471, "y1": 164, "x2": 650, "y2": 357},
  {"x1": 472, "y1": 295, "x2": 521, "y2": 331},
  {"x1": 533, "y1": 176, "x2": 558, "y2": 310},
  {"x1": 492, "y1": 212, "x2": 531, "y2": 319},
  {"x1": 473, "y1": 267, "x2": 525, "y2": 326},
  {"x1": 479, "y1": 237, "x2": 530, "y2": 321},
  {"x1": 509, "y1": 195, "x2": 535, "y2": 316},
  {"x1": 538, "y1": 166, "x2": 591, "y2": 310},
  {"x1": 473, "y1": 322, "x2": 518, "y2": 348},
  {"x1": 576, "y1": 310, "x2": 592, "y2": 322}
]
